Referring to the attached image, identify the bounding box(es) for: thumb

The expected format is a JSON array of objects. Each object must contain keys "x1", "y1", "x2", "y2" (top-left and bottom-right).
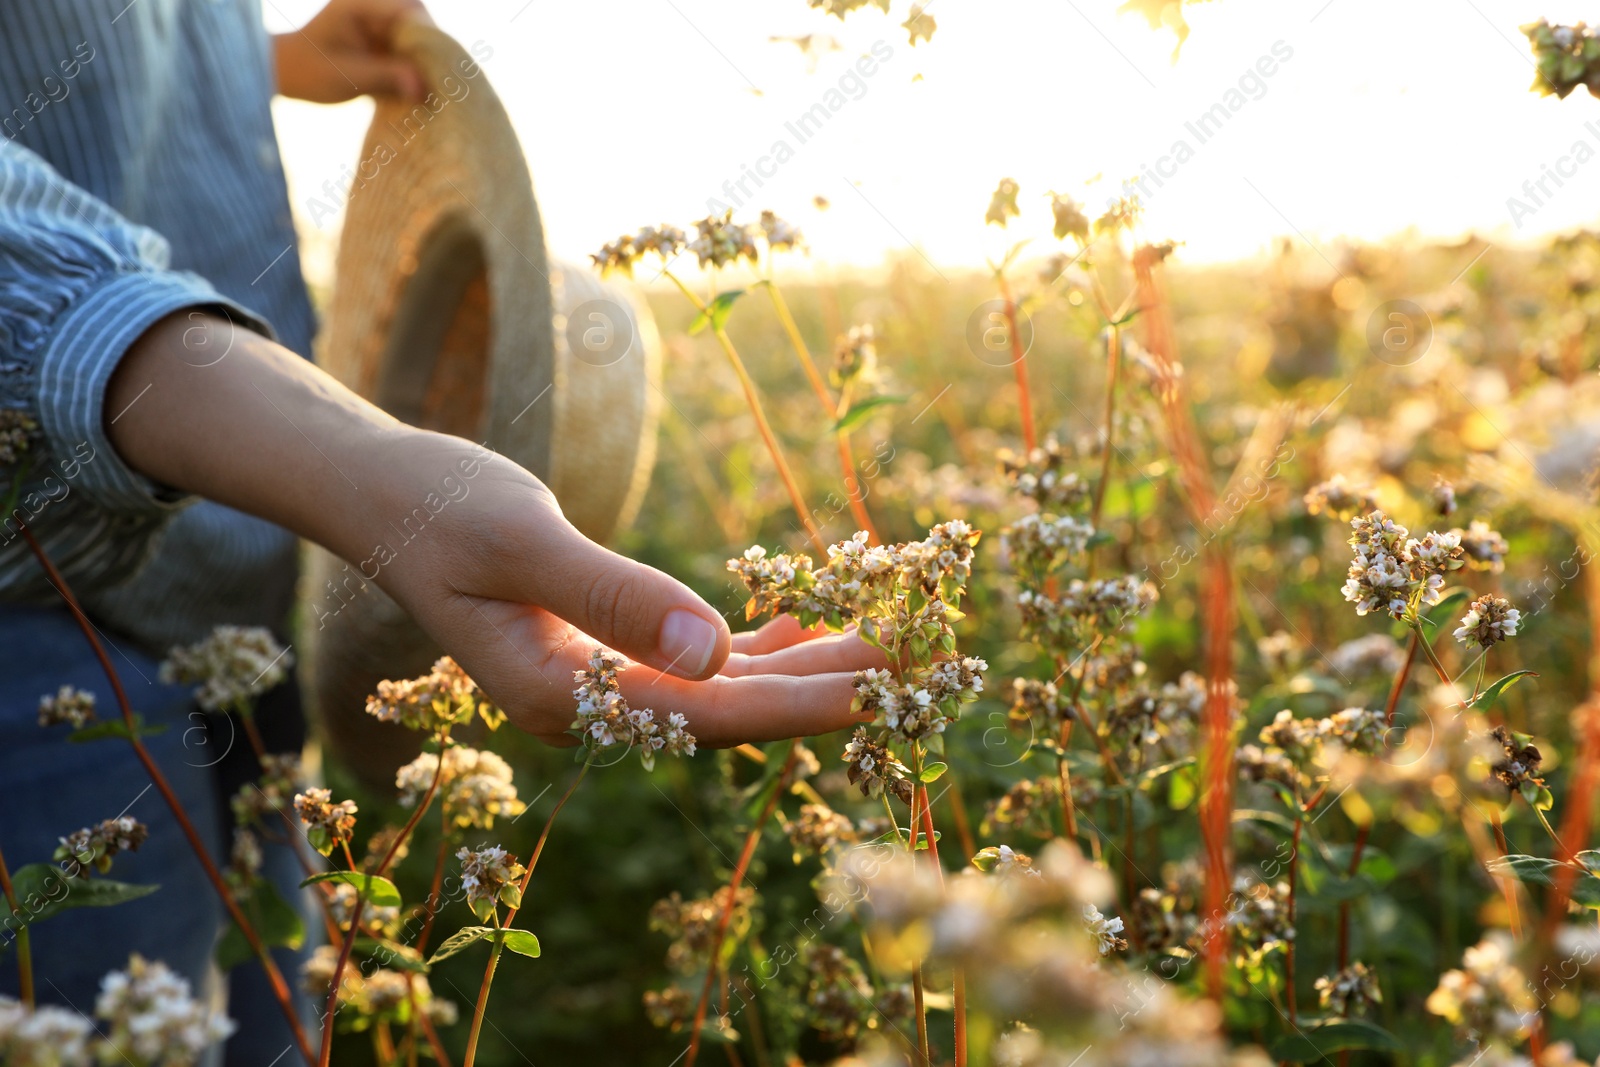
[{"x1": 523, "y1": 520, "x2": 732, "y2": 680}]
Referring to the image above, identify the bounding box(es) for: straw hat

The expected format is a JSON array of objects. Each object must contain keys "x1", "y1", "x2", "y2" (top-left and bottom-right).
[{"x1": 304, "y1": 19, "x2": 661, "y2": 778}]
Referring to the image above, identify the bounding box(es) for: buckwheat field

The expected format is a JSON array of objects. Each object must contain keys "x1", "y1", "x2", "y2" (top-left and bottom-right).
[{"x1": 12, "y1": 5, "x2": 1600, "y2": 1067}]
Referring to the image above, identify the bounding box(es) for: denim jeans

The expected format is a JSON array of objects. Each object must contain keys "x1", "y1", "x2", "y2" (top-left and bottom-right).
[{"x1": 0, "y1": 604, "x2": 318, "y2": 1066}]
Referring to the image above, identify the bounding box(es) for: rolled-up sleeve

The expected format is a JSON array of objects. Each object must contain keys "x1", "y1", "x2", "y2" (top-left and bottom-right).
[{"x1": 0, "y1": 140, "x2": 273, "y2": 515}]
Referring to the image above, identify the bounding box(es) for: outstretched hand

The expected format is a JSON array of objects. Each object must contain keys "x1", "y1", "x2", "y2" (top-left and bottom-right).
[
  {"x1": 108, "y1": 313, "x2": 883, "y2": 749},
  {"x1": 372, "y1": 434, "x2": 883, "y2": 747}
]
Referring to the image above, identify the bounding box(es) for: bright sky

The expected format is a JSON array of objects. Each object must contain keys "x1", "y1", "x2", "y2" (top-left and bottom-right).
[{"x1": 266, "y1": 0, "x2": 1600, "y2": 276}]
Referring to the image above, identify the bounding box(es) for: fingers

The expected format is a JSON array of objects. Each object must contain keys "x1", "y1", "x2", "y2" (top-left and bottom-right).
[
  {"x1": 504, "y1": 516, "x2": 731, "y2": 681},
  {"x1": 618, "y1": 670, "x2": 866, "y2": 748},
  {"x1": 729, "y1": 614, "x2": 835, "y2": 656},
  {"x1": 337, "y1": 52, "x2": 424, "y2": 101},
  {"x1": 720, "y1": 629, "x2": 888, "y2": 679}
]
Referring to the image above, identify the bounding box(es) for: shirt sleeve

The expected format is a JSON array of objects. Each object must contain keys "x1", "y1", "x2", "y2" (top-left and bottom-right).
[{"x1": 0, "y1": 139, "x2": 275, "y2": 514}]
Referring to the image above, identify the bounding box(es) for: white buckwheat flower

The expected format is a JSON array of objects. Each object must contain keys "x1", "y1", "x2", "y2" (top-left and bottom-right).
[
  {"x1": 1455, "y1": 594, "x2": 1520, "y2": 650},
  {"x1": 37, "y1": 685, "x2": 96, "y2": 729},
  {"x1": 0, "y1": 996, "x2": 94, "y2": 1067},
  {"x1": 95, "y1": 955, "x2": 235, "y2": 1066},
  {"x1": 160, "y1": 625, "x2": 290, "y2": 712}
]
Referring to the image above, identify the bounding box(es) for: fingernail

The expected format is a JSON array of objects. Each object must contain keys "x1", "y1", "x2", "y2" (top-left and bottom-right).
[{"x1": 659, "y1": 609, "x2": 718, "y2": 677}]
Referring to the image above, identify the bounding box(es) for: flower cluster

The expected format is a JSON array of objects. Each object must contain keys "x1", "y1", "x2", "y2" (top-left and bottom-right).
[
  {"x1": 231, "y1": 753, "x2": 301, "y2": 825},
  {"x1": 365, "y1": 656, "x2": 503, "y2": 733},
  {"x1": 1050, "y1": 192, "x2": 1090, "y2": 243},
  {"x1": 457, "y1": 845, "x2": 526, "y2": 920},
  {"x1": 55, "y1": 817, "x2": 148, "y2": 878},
  {"x1": 650, "y1": 887, "x2": 755, "y2": 974},
  {"x1": 1327, "y1": 633, "x2": 1408, "y2": 679},
  {"x1": 688, "y1": 211, "x2": 759, "y2": 269},
  {"x1": 1008, "y1": 677, "x2": 1068, "y2": 727},
  {"x1": 986, "y1": 177, "x2": 1021, "y2": 227},
  {"x1": 787, "y1": 803, "x2": 856, "y2": 857},
  {"x1": 570, "y1": 647, "x2": 696, "y2": 769},
  {"x1": 1000, "y1": 511, "x2": 1095, "y2": 573},
  {"x1": 159, "y1": 625, "x2": 290, "y2": 712},
  {"x1": 395, "y1": 745, "x2": 526, "y2": 829},
  {"x1": 0, "y1": 997, "x2": 94, "y2": 1065},
  {"x1": 590, "y1": 224, "x2": 687, "y2": 277},
  {"x1": 1341, "y1": 510, "x2": 1465, "y2": 620},
  {"x1": 1015, "y1": 576, "x2": 1158, "y2": 638},
  {"x1": 1315, "y1": 961, "x2": 1382, "y2": 1017},
  {"x1": 800, "y1": 943, "x2": 874, "y2": 1043},
  {"x1": 832, "y1": 323, "x2": 876, "y2": 387},
  {"x1": 1082, "y1": 904, "x2": 1128, "y2": 956},
  {"x1": 1524, "y1": 19, "x2": 1600, "y2": 99},
  {"x1": 294, "y1": 787, "x2": 358, "y2": 857},
  {"x1": 327, "y1": 882, "x2": 400, "y2": 938},
  {"x1": 1487, "y1": 725, "x2": 1544, "y2": 794},
  {"x1": 758, "y1": 209, "x2": 802, "y2": 251},
  {"x1": 1458, "y1": 520, "x2": 1510, "y2": 572},
  {"x1": 0, "y1": 408, "x2": 38, "y2": 467},
  {"x1": 96, "y1": 955, "x2": 236, "y2": 1066},
  {"x1": 999, "y1": 437, "x2": 1090, "y2": 510},
  {"x1": 37, "y1": 685, "x2": 96, "y2": 729},
  {"x1": 842, "y1": 728, "x2": 913, "y2": 803},
  {"x1": 1455, "y1": 594, "x2": 1521, "y2": 650},
  {"x1": 853, "y1": 655, "x2": 987, "y2": 742},
  {"x1": 1425, "y1": 933, "x2": 1538, "y2": 1043},
  {"x1": 1303, "y1": 475, "x2": 1378, "y2": 519}
]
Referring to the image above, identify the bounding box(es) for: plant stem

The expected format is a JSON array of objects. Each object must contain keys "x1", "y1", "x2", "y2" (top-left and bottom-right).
[
  {"x1": 994, "y1": 271, "x2": 1036, "y2": 453},
  {"x1": 1088, "y1": 325, "x2": 1121, "y2": 533},
  {"x1": 1383, "y1": 632, "x2": 1420, "y2": 727},
  {"x1": 464, "y1": 757, "x2": 594, "y2": 1067},
  {"x1": 907, "y1": 779, "x2": 930, "y2": 1067},
  {"x1": 665, "y1": 271, "x2": 825, "y2": 552},
  {"x1": 321, "y1": 734, "x2": 449, "y2": 1067},
  {"x1": 1412, "y1": 623, "x2": 1453, "y2": 687},
  {"x1": 917, "y1": 787, "x2": 965, "y2": 1067},
  {"x1": 1285, "y1": 813, "x2": 1303, "y2": 1027},
  {"x1": 1056, "y1": 720, "x2": 1079, "y2": 841},
  {"x1": 684, "y1": 742, "x2": 799, "y2": 1067},
  {"x1": 0, "y1": 841, "x2": 34, "y2": 1008},
  {"x1": 18, "y1": 524, "x2": 314, "y2": 1067},
  {"x1": 1337, "y1": 821, "x2": 1370, "y2": 971},
  {"x1": 763, "y1": 284, "x2": 882, "y2": 544}
]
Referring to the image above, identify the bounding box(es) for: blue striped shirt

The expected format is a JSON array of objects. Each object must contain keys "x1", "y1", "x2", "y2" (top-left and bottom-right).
[{"x1": 0, "y1": 0, "x2": 312, "y2": 651}]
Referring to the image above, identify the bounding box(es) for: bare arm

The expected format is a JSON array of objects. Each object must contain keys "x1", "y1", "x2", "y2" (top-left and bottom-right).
[{"x1": 106, "y1": 312, "x2": 875, "y2": 746}]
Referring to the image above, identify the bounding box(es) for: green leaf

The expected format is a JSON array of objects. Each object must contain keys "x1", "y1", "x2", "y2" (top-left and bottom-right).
[
  {"x1": 1471, "y1": 670, "x2": 1539, "y2": 712},
  {"x1": 1488, "y1": 854, "x2": 1565, "y2": 885},
  {"x1": 68, "y1": 715, "x2": 168, "y2": 743},
  {"x1": 497, "y1": 929, "x2": 541, "y2": 958},
  {"x1": 1136, "y1": 756, "x2": 1194, "y2": 787},
  {"x1": 919, "y1": 762, "x2": 947, "y2": 784},
  {"x1": 217, "y1": 879, "x2": 305, "y2": 971},
  {"x1": 427, "y1": 926, "x2": 495, "y2": 965},
  {"x1": 1269, "y1": 1019, "x2": 1402, "y2": 1060},
  {"x1": 1421, "y1": 587, "x2": 1472, "y2": 629},
  {"x1": 300, "y1": 871, "x2": 402, "y2": 908},
  {"x1": 355, "y1": 937, "x2": 429, "y2": 973},
  {"x1": 687, "y1": 289, "x2": 744, "y2": 336},
  {"x1": 1, "y1": 864, "x2": 159, "y2": 929},
  {"x1": 832, "y1": 394, "x2": 908, "y2": 433}
]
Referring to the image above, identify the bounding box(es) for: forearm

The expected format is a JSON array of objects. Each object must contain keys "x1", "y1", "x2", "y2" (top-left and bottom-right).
[{"x1": 105, "y1": 311, "x2": 431, "y2": 569}]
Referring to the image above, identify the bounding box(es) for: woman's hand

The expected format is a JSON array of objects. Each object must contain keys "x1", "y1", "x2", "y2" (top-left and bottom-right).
[
  {"x1": 108, "y1": 313, "x2": 882, "y2": 747},
  {"x1": 273, "y1": 0, "x2": 429, "y2": 104}
]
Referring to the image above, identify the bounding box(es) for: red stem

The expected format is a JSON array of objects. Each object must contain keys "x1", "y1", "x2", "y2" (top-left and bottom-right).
[
  {"x1": 995, "y1": 273, "x2": 1036, "y2": 453},
  {"x1": 320, "y1": 734, "x2": 448, "y2": 1067},
  {"x1": 19, "y1": 525, "x2": 314, "y2": 1067},
  {"x1": 685, "y1": 743, "x2": 800, "y2": 1067}
]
